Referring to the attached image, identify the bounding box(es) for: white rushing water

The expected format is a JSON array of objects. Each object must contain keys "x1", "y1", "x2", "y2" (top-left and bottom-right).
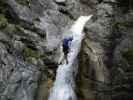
[{"x1": 48, "y1": 15, "x2": 92, "y2": 100}]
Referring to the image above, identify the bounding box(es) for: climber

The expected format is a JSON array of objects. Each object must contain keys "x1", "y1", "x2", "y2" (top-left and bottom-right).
[{"x1": 62, "y1": 36, "x2": 73, "y2": 63}]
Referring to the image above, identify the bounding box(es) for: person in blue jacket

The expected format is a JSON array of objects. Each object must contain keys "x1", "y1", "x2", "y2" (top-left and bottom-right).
[{"x1": 63, "y1": 36, "x2": 73, "y2": 63}]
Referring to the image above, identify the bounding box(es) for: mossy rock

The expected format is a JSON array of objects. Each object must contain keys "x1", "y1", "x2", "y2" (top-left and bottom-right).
[
  {"x1": 23, "y1": 47, "x2": 40, "y2": 59},
  {"x1": 122, "y1": 48, "x2": 133, "y2": 64},
  {"x1": 4, "y1": 24, "x2": 16, "y2": 33},
  {"x1": 112, "y1": 20, "x2": 133, "y2": 28},
  {"x1": 25, "y1": 57, "x2": 38, "y2": 64},
  {"x1": 0, "y1": 14, "x2": 24, "y2": 34},
  {"x1": 15, "y1": 0, "x2": 31, "y2": 7},
  {"x1": 3, "y1": 24, "x2": 25, "y2": 35},
  {"x1": 0, "y1": 1, "x2": 8, "y2": 13},
  {"x1": 0, "y1": 14, "x2": 8, "y2": 29},
  {"x1": 14, "y1": 25, "x2": 26, "y2": 34}
]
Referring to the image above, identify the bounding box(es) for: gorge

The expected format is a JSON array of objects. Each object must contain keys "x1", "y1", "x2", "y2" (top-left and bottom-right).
[{"x1": 0, "y1": 0, "x2": 133, "y2": 100}]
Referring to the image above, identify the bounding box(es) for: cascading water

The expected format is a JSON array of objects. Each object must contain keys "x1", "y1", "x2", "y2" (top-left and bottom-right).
[{"x1": 48, "y1": 15, "x2": 92, "y2": 100}]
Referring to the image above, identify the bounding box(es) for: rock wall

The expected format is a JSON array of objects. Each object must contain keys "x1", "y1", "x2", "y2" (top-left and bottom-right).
[
  {"x1": 0, "y1": 0, "x2": 133, "y2": 100},
  {"x1": 76, "y1": 0, "x2": 133, "y2": 100}
]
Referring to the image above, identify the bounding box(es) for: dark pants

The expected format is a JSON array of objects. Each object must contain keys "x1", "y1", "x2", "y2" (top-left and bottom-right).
[{"x1": 63, "y1": 45, "x2": 69, "y2": 63}]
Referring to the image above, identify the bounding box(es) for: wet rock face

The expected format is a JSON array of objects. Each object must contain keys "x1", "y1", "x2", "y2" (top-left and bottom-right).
[{"x1": 76, "y1": 0, "x2": 133, "y2": 100}]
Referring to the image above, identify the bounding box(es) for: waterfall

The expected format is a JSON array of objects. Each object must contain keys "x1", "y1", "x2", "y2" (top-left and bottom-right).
[{"x1": 48, "y1": 15, "x2": 92, "y2": 100}]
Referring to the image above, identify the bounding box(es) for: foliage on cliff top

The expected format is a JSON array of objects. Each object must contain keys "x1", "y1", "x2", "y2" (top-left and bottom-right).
[
  {"x1": 0, "y1": 14, "x2": 8, "y2": 28},
  {"x1": 23, "y1": 47, "x2": 40, "y2": 59},
  {"x1": 122, "y1": 48, "x2": 133, "y2": 64},
  {"x1": 16, "y1": 0, "x2": 32, "y2": 7},
  {"x1": 113, "y1": 20, "x2": 133, "y2": 28}
]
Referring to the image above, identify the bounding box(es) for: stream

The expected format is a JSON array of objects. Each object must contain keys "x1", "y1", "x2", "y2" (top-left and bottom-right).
[{"x1": 48, "y1": 15, "x2": 92, "y2": 100}]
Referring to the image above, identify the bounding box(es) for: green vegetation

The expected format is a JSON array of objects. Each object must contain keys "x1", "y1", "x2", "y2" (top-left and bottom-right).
[
  {"x1": 2, "y1": 24, "x2": 26, "y2": 37},
  {"x1": 14, "y1": 25, "x2": 26, "y2": 34},
  {"x1": 23, "y1": 47, "x2": 40, "y2": 59},
  {"x1": 122, "y1": 48, "x2": 133, "y2": 64},
  {"x1": 4, "y1": 24, "x2": 16, "y2": 33},
  {"x1": 23, "y1": 47, "x2": 42, "y2": 64},
  {"x1": 1, "y1": 20, "x2": 26, "y2": 35},
  {"x1": 0, "y1": 13, "x2": 24, "y2": 34},
  {"x1": 16, "y1": 0, "x2": 32, "y2": 7},
  {"x1": 0, "y1": 14, "x2": 8, "y2": 28},
  {"x1": 23, "y1": 47, "x2": 51, "y2": 65},
  {"x1": 0, "y1": 1, "x2": 8, "y2": 14},
  {"x1": 113, "y1": 20, "x2": 133, "y2": 28}
]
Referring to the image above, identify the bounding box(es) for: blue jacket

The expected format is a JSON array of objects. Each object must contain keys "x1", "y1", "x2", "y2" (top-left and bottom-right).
[{"x1": 63, "y1": 37, "x2": 73, "y2": 49}]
